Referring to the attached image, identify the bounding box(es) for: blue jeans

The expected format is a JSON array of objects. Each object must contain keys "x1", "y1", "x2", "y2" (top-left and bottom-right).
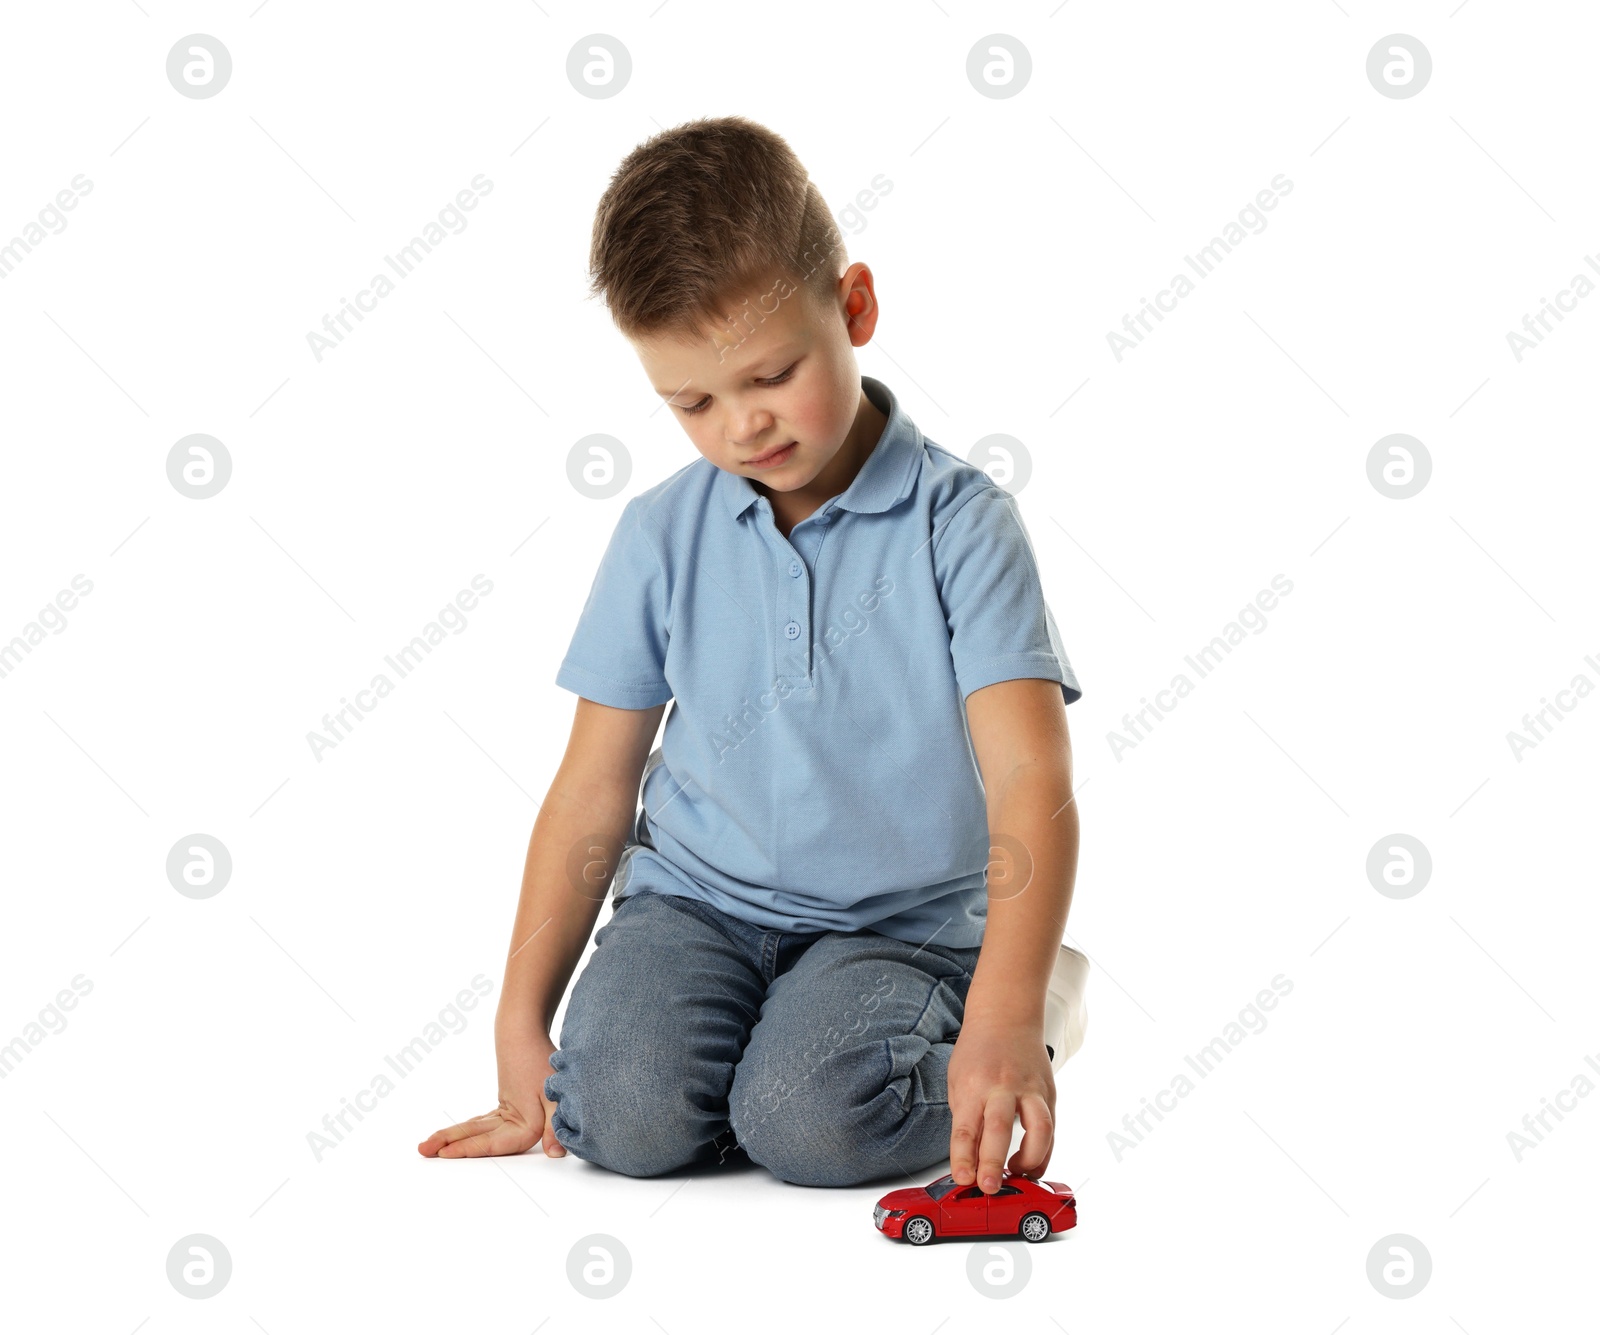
[{"x1": 544, "y1": 888, "x2": 982, "y2": 1188}]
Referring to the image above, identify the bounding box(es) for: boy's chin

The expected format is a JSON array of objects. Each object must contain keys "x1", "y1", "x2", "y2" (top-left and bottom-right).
[{"x1": 737, "y1": 456, "x2": 808, "y2": 487}]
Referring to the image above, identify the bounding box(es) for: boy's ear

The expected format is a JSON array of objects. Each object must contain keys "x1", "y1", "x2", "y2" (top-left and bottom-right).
[{"x1": 840, "y1": 263, "x2": 880, "y2": 346}]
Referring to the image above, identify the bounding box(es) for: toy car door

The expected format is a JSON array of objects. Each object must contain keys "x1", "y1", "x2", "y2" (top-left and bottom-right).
[
  {"x1": 987, "y1": 1183, "x2": 1028, "y2": 1233},
  {"x1": 938, "y1": 1184, "x2": 989, "y2": 1235}
]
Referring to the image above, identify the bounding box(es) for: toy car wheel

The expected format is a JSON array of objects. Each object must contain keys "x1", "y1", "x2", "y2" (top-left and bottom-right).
[
  {"x1": 1019, "y1": 1212, "x2": 1051, "y2": 1242},
  {"x1": 903, "y1": 1216, "x2": 935, "y2": 1246}
]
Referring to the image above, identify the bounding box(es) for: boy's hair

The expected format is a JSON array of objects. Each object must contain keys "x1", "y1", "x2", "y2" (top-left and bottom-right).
[{"x1": 588, "y1": 115, "x2": 846, "y2": 344}]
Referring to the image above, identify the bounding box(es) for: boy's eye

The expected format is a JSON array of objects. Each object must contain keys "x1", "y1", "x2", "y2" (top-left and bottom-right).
[{"x1": 674, "y1": 363, "x2": 796, "y2": 416}]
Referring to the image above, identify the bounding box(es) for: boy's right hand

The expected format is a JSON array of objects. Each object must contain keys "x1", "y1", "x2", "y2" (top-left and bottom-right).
[{"x1": 416, "y1": 1032, "x2": 566, "y2": 1160}]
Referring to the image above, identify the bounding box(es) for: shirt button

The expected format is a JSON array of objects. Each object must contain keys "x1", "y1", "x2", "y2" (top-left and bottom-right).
[
  {"x1": 817, "y1": 511, "x2": 833, "y2": 524},
  {"x1": 784, "y1": 621, "x2": 801, "y2": 640},
  {"x1": 788, "y1": 560, "x2": 801, "y2": 578}
]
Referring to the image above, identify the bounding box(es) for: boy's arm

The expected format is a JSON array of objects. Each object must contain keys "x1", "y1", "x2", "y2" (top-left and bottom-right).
[
  {"x1": 422, "y1": 695, "x2": 665, "y2": 1159},
  {"x1": 947, "y1": 676, "x2": 1078, "y2": 1192},
  {"x1": 496, "y1": 696, "x2": 667, "y2": 1044}
]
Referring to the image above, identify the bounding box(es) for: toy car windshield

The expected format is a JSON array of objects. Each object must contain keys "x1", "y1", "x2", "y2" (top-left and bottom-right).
[{"x1": 922, "y1": 1174, "x2": 960, "y2": 1201}]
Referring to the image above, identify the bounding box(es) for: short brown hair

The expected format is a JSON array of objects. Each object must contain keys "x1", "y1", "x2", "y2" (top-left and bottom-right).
[{"x1": 588, "y1": 115, "x2": 846, "y2": 344}]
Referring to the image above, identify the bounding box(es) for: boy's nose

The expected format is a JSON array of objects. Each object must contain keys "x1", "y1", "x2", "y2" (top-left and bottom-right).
[{"x1": 728, "y1": 415, "x2": 777, "y2": 447}]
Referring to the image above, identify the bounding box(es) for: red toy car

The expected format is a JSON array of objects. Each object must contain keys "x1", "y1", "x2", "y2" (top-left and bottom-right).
[{"x1": 874, "y1": 1171, "x2": 1077, "y2": 1245}]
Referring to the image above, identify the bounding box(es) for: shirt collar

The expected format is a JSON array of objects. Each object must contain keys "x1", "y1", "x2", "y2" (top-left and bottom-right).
[{"x1": 719, "y1": 375, "x2": 922, "y2": 521}]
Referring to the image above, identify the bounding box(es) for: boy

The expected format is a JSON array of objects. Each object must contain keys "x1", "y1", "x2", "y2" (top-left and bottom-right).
[{"x1": 419, "y1": 116, "x2": 1087, "y2": 1194}]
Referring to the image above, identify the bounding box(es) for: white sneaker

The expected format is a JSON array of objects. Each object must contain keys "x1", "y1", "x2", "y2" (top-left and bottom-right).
[{"x1": 1043, "y1": 944, "x2": 1089, "y2": 1072}]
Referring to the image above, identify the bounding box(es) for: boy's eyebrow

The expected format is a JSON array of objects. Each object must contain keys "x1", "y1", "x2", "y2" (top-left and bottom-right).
[{"x1": 652, "y1": 347, "x2": 801, "y2": 398}]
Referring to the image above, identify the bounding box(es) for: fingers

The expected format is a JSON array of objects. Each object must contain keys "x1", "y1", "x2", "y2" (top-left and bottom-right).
[
  {"x1": 975, "y1": 1094, "x2": 1015, "y2": 1194},
  {"x1": 419, "y1": 1105, "x2": 546, "y2": 1160},
  {"x1": 951, "y1": 1092, "x2": 1019, "y2": 1192},
  {"x1": 1006, "y1": 1092, "x2": 1055, "y2": 1179},
  {"x1": 439, "y1": 1117, "x2": 542, "y2": 1159},
  {"x1": 949, "y1": 1101, "x2": 981, "y2": 1184},
  {"x1": 417, "y1": 1112, "x2": 501, "y2": 1157},
  {"x1": 434, "y1": 1129, "x2": 498, "y2": 1158}
]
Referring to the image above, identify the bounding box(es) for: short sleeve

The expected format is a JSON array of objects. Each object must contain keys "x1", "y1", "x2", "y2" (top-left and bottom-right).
[
  {"x1": 931, "y1": 486, "x2": 1082, "y2": 706},
  {"x1": 554, "y1": 497, "x2": 673, "y2": 709}
]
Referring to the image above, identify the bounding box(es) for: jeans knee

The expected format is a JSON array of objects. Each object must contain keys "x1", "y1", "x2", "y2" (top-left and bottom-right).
[
  {"x1": 730, "y1": 1052, "x2": 922, "y2": 1188},
  {"x1": 545, "y1": 1041, "x2": 720, "y2": 1179}
]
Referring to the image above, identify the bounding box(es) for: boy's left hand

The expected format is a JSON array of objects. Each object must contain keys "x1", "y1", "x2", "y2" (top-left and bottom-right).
[{"x1": 946, "y1": 1016, "x2": 1055, "y2": 1192}]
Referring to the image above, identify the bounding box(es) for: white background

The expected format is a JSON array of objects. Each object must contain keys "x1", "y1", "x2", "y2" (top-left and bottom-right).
[{"x1": 2, "y1": 1, "x2": 1596, "y2": 1330}]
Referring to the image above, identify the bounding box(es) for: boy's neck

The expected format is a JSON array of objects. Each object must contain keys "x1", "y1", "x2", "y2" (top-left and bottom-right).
[{"x1": 755, "y1": 387, "x2": 888, "y2": 533}]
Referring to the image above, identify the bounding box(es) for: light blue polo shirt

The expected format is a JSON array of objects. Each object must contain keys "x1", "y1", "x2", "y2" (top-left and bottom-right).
[{"x1": 554, "y1": 375, "x2": 1081, "y2": 948}]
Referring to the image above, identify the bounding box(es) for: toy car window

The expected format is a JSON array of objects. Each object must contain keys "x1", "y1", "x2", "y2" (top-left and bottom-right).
[
  {"x1": 925, "y1": 1176, "x2": 958, "y2": 1201},
  {"x1": 954, "y1": 1186, "x2": 983, "y2": 1200},
  {"x1": 995, "y1": 1186, "x2": 1022, "y2": 1196}
]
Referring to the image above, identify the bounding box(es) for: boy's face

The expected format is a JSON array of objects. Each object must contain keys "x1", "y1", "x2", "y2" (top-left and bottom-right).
[{"x1": 631, "y1": 263, "x2": 881, "y2": 493}]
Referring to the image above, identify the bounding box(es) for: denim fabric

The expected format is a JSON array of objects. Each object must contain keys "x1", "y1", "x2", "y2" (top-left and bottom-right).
[{"x1": 544, "y1": 888, "x2": 982, "y2": 1188}]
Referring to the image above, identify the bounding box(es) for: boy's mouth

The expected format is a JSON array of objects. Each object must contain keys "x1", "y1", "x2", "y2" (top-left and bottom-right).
[{"x1": 745, "y1": 441, "x2": 796, "y2": 469}]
